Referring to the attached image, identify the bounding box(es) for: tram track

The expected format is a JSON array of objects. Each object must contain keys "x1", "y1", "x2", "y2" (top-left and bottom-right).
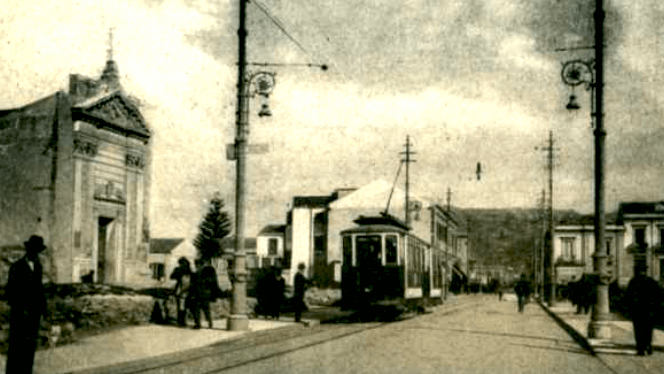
[{"x1": 82, "y1": 297, "x2": 480, "y2": 374}]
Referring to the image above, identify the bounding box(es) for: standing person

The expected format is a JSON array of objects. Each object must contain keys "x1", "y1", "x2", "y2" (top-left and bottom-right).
[
  {"x1": 5, "y1": 235, "x2": 47, "y2": 374},
  {"x1": 624, "y1": 265, "x2": 661, "y2": 356},
  {"x1": 514, "y1": 274, "x2": 531, "y2": 313},
  {"x1": 189, "y1": 259, "x2": 221, "y2": 329},
  {"x1": 170, "y1": 257, "x2": 192, "y2": 327},
  {"x1": 293, "y1": 263, "x2": 310, "y2": 323},
  {"x1": 270, "y1": 267, "x2": 286, "y2": 320}
]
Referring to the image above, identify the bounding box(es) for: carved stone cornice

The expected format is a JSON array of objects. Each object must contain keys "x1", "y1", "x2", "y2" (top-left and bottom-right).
[
  {"x1": 125, "y1": 153, "x2": 144, "y2": 169},
  {"x1": 73, "y1": 139, "x2": 98, "y2": 157}
]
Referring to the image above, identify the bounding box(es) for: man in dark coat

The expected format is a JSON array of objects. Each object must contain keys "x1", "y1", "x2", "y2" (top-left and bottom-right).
[
  {"x1": 514, "y1": 274, "x2": 531, "y2": 313},
  {"x1": 625, "y1": 265, "x2": 661, "y2": 356},
  {"x1": 293, "y1": 263, "x2": 309, "y2": 323},
  {"x1": 5, "y1": 235, "x2": 47, "y2": 374}
]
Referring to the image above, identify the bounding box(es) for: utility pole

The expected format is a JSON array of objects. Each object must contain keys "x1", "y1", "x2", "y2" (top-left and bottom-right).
[
  {"x1": 547, "y1": 131, "x2": 556, "y2": 306},
  {"x1": 536, "y1": 131, "x2": 556, "y2": 305},
  {"x1": 401, "y1": 136, "x2": 416, "y2": 226},
  {"x1": 229, "y1": 0, "x2": 250, "y2": 331},
  {"x1": 447, "y1": 187, "x2": 452, "y2": 212}
]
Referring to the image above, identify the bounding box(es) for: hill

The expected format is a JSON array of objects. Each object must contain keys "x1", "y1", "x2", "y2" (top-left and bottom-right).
[{"x1": 458, "y1": 208, "x2": 586, "y2": 273}]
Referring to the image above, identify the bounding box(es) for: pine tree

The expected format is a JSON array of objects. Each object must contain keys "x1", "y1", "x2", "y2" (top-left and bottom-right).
[{"x1": 194, "y1": 195, "x2": 232, "y2": 261}]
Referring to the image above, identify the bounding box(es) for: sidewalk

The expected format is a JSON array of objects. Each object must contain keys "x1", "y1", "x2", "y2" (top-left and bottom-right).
[
  {"x1": 540, "y1": 299, "x2": 664, "y2": 373},
  {"x1": 3, "y1": 318, "x2": 295, "y2": 374},
  {"x1": 18, "y1": 304, "x2": 353, "y2": 374}
]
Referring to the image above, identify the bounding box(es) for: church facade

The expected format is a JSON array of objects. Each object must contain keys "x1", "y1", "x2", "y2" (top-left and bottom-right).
[{"x1": 0, "y1": 58, "x2": 151, "y2": 285}]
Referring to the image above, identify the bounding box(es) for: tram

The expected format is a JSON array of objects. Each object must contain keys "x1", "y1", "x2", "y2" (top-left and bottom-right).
[{"x1": 340, "y1": 214, "x2": 445, "y2": 311}]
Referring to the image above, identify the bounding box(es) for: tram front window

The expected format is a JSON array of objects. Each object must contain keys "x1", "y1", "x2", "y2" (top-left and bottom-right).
[
  {"x1": 385, "y1": 235, "x2": 398, "y2": 265},
  {"x1": 356, "y1": 236, "x2": 382, "y2": 268}
]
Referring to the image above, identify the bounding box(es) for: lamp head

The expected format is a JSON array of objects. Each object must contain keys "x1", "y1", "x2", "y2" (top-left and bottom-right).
[
  {"x1": 258, "y1": 103, "x2": 272, "y2": 117},
  {"x1": 566, "y1": 94, "x2": 580, "y2": 111}
]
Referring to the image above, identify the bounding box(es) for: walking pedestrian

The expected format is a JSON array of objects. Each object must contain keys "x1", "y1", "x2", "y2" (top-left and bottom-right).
[
  {"x1": 514, "y1": 274, "x2": 531, "y2": 313},
  {"x1": 189, "y1": 259, "x2": 222, "y2": 329},
  {"x1": 293, "y1": 263, "x2": 310, "y2": 323},
  {"x1": 625, "y1": 264, "x2": 662, "y2": 356},
  {"x1": 170, "y1": 257, "x2": 192, "y2": 326},
  {"x1": 5, "y1": 235, "x2": 47, "y2": 374}
]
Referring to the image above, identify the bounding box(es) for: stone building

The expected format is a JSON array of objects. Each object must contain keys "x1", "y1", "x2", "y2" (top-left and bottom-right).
[{"x1": 0, "y1": 57, "x2": 151, "y2": 285}]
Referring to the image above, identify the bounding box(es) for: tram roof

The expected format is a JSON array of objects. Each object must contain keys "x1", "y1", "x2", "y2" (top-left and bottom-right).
[{"x1": 340, "y1": 224, "x2": 409, "y2": 235}]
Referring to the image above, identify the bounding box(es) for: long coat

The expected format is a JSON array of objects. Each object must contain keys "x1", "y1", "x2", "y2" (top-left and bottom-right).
[{"x1": 5, "y1": 256, "x2": 46, "y2": 374}]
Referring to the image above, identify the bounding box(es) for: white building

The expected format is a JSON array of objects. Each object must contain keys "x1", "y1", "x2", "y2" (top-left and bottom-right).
[{"x1": 553, "y1": 201, "x2": 664, "y2": 287}]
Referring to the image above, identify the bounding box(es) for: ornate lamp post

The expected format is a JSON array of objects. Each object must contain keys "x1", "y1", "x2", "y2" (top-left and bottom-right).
[
  {"x1": 227, "y1": 69, "x2": 275, "y2": 332},
  {"x1": 560, "y1": 0, "x2": 610, "y2": 340}
]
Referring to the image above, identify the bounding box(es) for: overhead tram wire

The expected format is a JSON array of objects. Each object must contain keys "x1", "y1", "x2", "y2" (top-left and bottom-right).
[{"x1": 251, "y1": 0, "x2": 312, "y2": 58}]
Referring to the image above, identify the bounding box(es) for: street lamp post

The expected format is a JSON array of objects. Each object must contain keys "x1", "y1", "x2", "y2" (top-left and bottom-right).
[
  {"x1": 560, "y1": 0, "x2": 610, "y2": 340},
  {"x1": 228, "y1": 0, "x2": 276, "y2": 332}
]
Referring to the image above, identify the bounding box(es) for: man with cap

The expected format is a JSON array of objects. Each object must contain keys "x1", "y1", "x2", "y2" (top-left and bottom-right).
[
  {"x1": 5, "y1": 235, "x2": 48, "y2": 373},
  {"x1": 625, "y1": 263, "x2": 662, "y2": 356}
]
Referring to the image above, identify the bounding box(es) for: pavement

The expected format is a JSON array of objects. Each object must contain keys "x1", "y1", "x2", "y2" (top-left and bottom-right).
[
  {"x1": 0, "y1": 307, "x2": 348, "y2": 374},
  {"x1": 540, "y1": 298, "x2": 664, "y2": 374}
]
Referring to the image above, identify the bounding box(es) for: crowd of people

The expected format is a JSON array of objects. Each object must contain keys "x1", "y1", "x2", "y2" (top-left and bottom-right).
[
  {"x1": 169, "y1": 257, "x2": 224, "y2": 329},
  {"x1": 170, "y1": 258, "x2": 311, "y2": 327},
  {"x1": 255, "y1": 263, "x2": 310, "y2": 322}
]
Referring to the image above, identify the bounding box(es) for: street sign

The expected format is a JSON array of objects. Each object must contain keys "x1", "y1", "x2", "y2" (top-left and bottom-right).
[{"x1": 226, "y1": 143, "x2": 269, "y2": 160}]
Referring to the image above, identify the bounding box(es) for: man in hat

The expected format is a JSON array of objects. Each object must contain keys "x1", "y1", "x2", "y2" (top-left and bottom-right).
[
  {"x1": 6, "y1": 235, "x2": 47, "y2": 373},
  {"x1": 625, "y1": 264, "x2": 661, "y2": 356}
]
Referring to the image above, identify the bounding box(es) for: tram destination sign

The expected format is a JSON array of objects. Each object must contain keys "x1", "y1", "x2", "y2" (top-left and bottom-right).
[{"x1": 226, "y1": 143, "x2": 270, "y2": 160}]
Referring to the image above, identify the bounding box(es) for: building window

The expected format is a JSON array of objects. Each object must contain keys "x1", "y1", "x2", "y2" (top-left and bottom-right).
[
  {"x1": 385, "y1": 235, "x2": 398, "y2": 265},
  {"x1": 150, "y1": 263, "x2": 165, "y2": 280},
  {"x1": 634, "y1": 227, "x2": 646, "y2": 247},
  {"x1": 660, "y1": 227, "x2": 664, "y2": 245},
  {"x1": 606, "y1": 238, "x2": 613, "y2": 256},
  {"x1": 268, "y1": 238, "x2": 278, "y2": 256},
  {"x1": 561, "y1": 237, "x2": 575, "y2": 260}
]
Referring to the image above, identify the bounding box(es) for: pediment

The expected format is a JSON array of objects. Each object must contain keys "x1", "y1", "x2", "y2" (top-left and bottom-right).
[{"x1": 76, "y1": 93, "x2": 149, "y2": 137}]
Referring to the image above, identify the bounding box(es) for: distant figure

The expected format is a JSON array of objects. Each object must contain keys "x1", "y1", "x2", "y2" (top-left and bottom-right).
[
  {"x1": 6, "y1": 236, "x2": 47, "y2": 374},
  {"x1": 625, "y1": 265, "x2": 662, "y2": 356},
  {"x1": 170, "y1": 257, "x2": 192, "y2": 326},
  {"x1": 293, "y1": 263, "x2": 310, "y2": 323},
  {"x1": 498, "y1": 288, "x2": 504, "y2": 302},
  {"x1": 80, "y1": 270, "x2": 94, "y2": 283},
  {"x1": 189, "y1": 259, "x2": 222, "y2": 329},
  {"x1": 575, "y1": 274, "x2": 593, "y2": 314},
  {"x1": 269, "y1": 267, "x2": 286, "y2": 320},
  {"x1": 514, "y1": 274, "x2": 531, "y2": 313}
]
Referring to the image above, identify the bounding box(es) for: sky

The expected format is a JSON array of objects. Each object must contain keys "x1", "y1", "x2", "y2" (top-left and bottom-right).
[{"x1": 1, "y1": 0, "x2": 663, "y2": 239}]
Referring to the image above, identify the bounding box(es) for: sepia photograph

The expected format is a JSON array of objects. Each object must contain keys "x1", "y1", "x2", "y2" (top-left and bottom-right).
[{"x1": 0, "y1": 0, "x2": 664, "y2": 372}]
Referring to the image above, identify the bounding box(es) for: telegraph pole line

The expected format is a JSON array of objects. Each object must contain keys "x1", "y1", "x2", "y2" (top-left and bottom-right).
[
  {"x1": 400, "y1": 136, "x2": 416, "y2": 226},
  {"x1": 536, "y1": 130, "x2": 558, "y2": 305},
  {"x1": 446, "y1": 187, "x2": 452, "y2": 212}
]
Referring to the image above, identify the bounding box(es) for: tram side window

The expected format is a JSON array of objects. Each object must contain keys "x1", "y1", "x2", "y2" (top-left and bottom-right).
[
  {"x1": 385, "y1": 235, "x2": 398, "y2": 265},
  {"x1": 408, "y1": 240, "x2": 422, "y2": 288},
  {"x1": 343, "y1": 236, "x2": 353, "y2": 267}
]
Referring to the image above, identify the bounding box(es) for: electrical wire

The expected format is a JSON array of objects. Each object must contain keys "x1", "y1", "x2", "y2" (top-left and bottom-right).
[{"x1": 250, "y1": 0, "x2": 311, "y2": 57}]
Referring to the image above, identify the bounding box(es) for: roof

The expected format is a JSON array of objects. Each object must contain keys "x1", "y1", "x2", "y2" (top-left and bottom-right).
[
  {"x1": 293, "y1": 196, "x2": 335, "y2": 208},
  {"x1": 219, "y1": 237, "x2": 257, "y2": 251},
  {"x1": 618, "y1": 202, "x2": 664, "y2": 221},
  {"x1": 149, "y1": 238, "x2": 184, "y2": 254},
  {"x1": 0, "y1": 93, "x2": 59, "y2": 119},
  {"x1": 258, "y1": 224, "x2": 286, "y2": 236},
  {"x1": 329, "y1": 179, "x2": 429, "y2": 210}
]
